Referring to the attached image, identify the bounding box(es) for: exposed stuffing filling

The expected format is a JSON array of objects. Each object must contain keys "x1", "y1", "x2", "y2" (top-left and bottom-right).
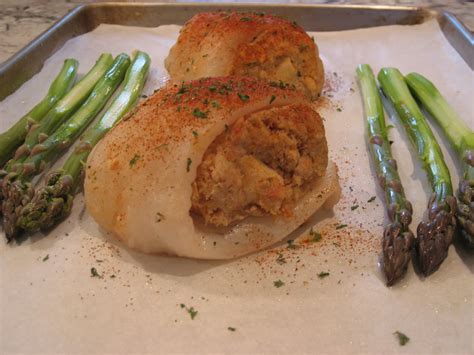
[{"x1": 191, "y1": 104, "x2": 328, "y2": 227}]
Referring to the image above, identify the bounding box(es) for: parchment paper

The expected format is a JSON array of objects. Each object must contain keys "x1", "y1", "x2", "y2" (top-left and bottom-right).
[{"x1": 1, "y1": 19, "x2": 473, "y2": 354}]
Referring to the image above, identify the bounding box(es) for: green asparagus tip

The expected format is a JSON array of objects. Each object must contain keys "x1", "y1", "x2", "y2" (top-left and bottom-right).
[
  {"x1": 17, "y1": 171, "x2": 74, "y2": 232},
  {"x1": 1, "y1": 176, "x2": 34, "y2": 240}
]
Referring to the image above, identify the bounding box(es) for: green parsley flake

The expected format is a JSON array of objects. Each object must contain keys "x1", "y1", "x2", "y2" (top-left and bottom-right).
[
  {"x1": 42, "y1": 254, "x2": 49, "y2": 262},
  {"x1": 209, "y1": 85, "x2": 217, "y2": 92},
  {"x1": 318, "y1": 272, "x2": 330, "y2": 279},
  {"x1": 336, "y1": 107, "x2": 342, "y2": 112},
  {"x1": 309, "y1": 228, "x2": 322, "y2": 242},
  {"x1": 228, "y1": 327, "x2": 236, "y2": 332},
  {"x1": 269, "y1": 95, "x2": 276, "y2": 104},
  {"x1": 394, "y1": 331, "x2": 410, "y2": 346},
  {"x1": 192, "y1": 130, "x2": 199, "y2": 137},
  {"x1": 336, "y1": 224, "x2": 348, "y2": 230},
  {"x1": 129, "y1": 154, "x2": 140, "y2": 167},
  {"x1": 237, "y1": 93, "x2": 249, "y2": 101},
  {"x1": 186, "y1": 158, "x2": 192, "y2": 172},
  {"x1": 90, "y1": 267, "x2": 102, "y2": 278},
  {"x1": 351, "y1": 205, "x2": 359, "y2": 211},
  {"x1": 240, "y1": 17, "x2": 252, "y2": 22},
  {"x1": 367, "y1": 196, "x2": 376, "y2": 203},
  {"x1": 180, "y1": 303, "x2": 198, "y2": 320},
  {"x1": 276, "y1": 253, "x2": 286, "y2": 265},
  {"x1": 211, "y1": 100, "x2": 221, "y2": 109},
  {"x1": 193, "y1": 108, "x2": 207, "y2": 118},
  {"x1": 273, "y1": 280, "x2": 285, "y2": 288}
]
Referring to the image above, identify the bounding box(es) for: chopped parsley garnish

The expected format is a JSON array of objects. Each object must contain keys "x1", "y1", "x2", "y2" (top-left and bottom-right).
[
  {"x1": 279, "y1": 80, "x2": 286, "y2": 89},
  {"x1": 351, "y1": 205, "x2": 359, "y2": 211},
  {"x1": 209, "y1": 85, "x2": 217, "y2": 92},
  {"x1": 211, "y1": 100, "x2": 221, "y2": 108},
  {"x1": 309, "y1": 228, "x2": 322, "y2": 242},
  {"x1": 318, "y1": 272, "x2": 330, "y2": 279},
  {"x1": 42, "y1": 254, "x2": 49, "y2": 262},
  {"x1": 180, "y1": 303, "x2": 198, "y2": 320},
  {"x1": 299, "y1": 44, "x2": 309, "y2": 51},
  {"x1": 237, "y1": 92, "x2": 250, "y2": 101},
  {"x1": 394, "y1": 331, "x2": 410, "y2": 346},
  {"x1": 240, "y1": 17, "x2": 252, "y2": 22},
  {"x1": 276, "y1": 253, "x2": 286, "y2": 265},
  {"x1": 193, "y1": 108, "x2": 207, "y2": 118},
  {"x1": 273, "y1": 279, "x2": 285, "y2": 288},
  {"x1": 90, "y1": 267, "x2": 102, "y2": 278},
  {"x1": 367, "y1": 196, "x2": 376, "y2": 203},
  {"x1": 269, "y1": 95, "x2": 276, "y2": 104},
  {"x1": 227, "y1": 327, "x2": 236, "y2": 332},
  {"x1": 129, "y1": 154, "x2": 140, "y2": 167},
  {"x1": 192, "y1": 130, "x2": 199, "y2": 137},
  {"x1": 336, "y1": 224, "x2": 348, "y2": 230},
  {"x1": 186, "y1": 158, "x2": 192, "y2": 172},
  {"x1": 336, "y1": 107, "x2": 342, "y2": 112}
]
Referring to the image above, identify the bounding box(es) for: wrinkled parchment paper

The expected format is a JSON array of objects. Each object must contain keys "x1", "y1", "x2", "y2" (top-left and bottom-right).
[{"x1": 1, "y1": 19, "x2": 473, "y2": 354}]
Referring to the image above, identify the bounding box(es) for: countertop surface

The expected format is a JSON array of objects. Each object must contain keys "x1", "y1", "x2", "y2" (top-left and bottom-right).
[{"x1": 0, "y1": 0, "x2": 473, "y2": 65}]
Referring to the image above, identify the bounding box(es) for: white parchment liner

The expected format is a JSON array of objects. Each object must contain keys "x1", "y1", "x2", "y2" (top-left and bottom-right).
[{"x1": 1, "y1": 20, "x2": 472, "y2": 354}]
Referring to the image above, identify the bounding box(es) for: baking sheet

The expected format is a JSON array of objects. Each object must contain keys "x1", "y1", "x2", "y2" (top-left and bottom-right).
[{"x1": 1, "y1": 19, "x2": 473, "y2": 354}]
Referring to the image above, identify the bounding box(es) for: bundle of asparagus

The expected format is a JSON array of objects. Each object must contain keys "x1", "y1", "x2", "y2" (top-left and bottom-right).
[
  {"x1": 405, "y1": 73, "x2": 473, "y2": 247},
  {"x1": 356, "y1": 64, "x2": 414, "y2": 285},
  {"x1": 0, "y1": 53, "x2": 113, "y2": 207},
  {"x1": 18, "y1": 51, "x2": 151, "y2": 233},
  {"x1": 378, "y1": 68, "x2": 456, "y2": 276},
  {"x1": 1, "y1": 53, "x2": 133, "y2": 240}
]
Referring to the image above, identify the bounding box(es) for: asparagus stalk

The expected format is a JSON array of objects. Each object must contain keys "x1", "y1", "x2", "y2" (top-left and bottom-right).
[
  {"x1": 0, "y1": 59, "x2": 78, "y2": 167},
  {"x1": 356, "y1": 64, "x2": 414, "y2": 285},
  {"x1": 18, "y1": 51, "x2": 150, "y2": 233},
  {"x1": 405, "y1": 73, "x2": 474, "y2": 247},
  {"x1": 378, "y1": 68, "x2": 456, "y2": 276},
  {"x1": 2, "y1": 54, "x2": 131, "y2": 240}
]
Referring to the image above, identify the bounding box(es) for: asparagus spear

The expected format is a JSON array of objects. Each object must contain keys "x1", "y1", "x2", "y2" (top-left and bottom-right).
[
  {"x1": 405, "y1": 73, "x2": 474, "y2": 247},
  {"x1": 378, "y1": 68, "x2": 456, "y2": 276},
  {"x1": 0, "y1": 59, "x2": 78, "y2": 167},
  {"x1": 356, "y1": 64, "x2": 414, "y2": 285},
  {"x1": 2, "y1": 54, "x2": 131, "y2": 240},
  {"x1": 18, "y1": 51, "x2": 151, "y2": 233}
]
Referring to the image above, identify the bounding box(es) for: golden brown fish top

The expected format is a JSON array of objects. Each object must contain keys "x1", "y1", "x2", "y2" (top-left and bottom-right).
[{"x1": 165, "y1": 12, "x2": 325, "y2": 99}]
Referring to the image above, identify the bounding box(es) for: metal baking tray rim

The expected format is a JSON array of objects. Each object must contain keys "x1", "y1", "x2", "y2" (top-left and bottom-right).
[{"x1": 0, "y1": 2, "x2": 472, "y2": 101}]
